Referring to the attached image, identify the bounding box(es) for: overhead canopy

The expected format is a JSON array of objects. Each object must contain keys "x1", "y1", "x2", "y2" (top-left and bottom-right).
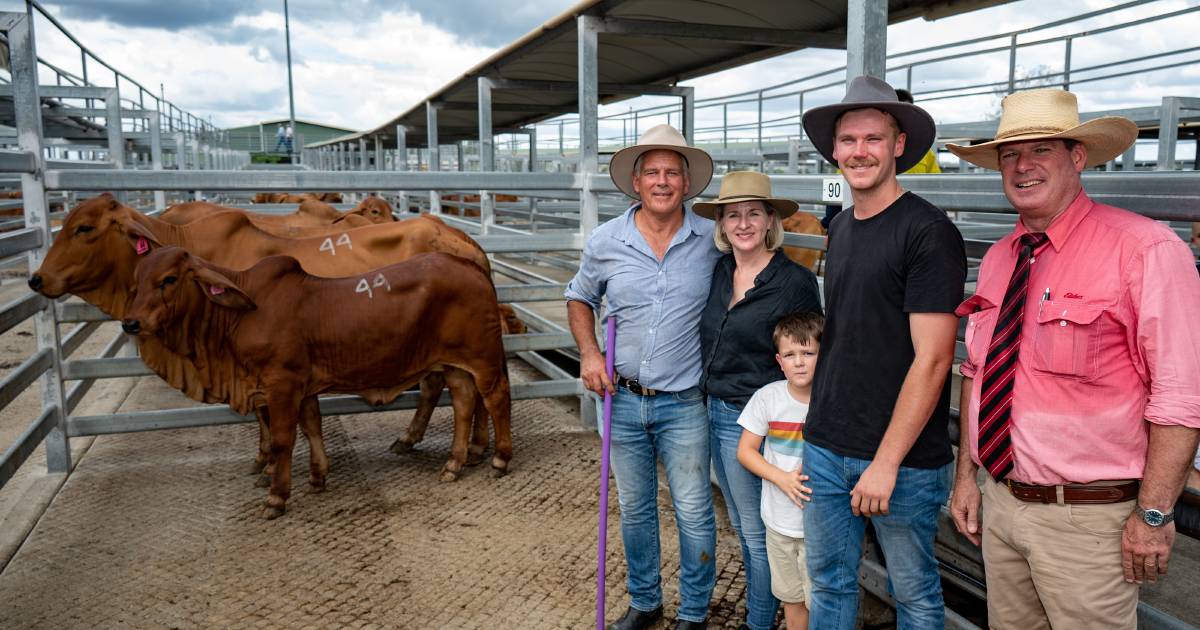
[{"x1": 313, "y1": 0, "x2": 1012, "y2": 149}]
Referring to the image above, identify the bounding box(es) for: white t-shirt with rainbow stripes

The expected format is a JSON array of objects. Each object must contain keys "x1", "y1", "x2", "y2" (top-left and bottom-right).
[{"x1": 737, "y1": 379, "x2": 809, "y2": 538}]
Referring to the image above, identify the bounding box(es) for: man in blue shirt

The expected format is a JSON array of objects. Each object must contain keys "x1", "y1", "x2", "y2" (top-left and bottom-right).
[{"x1": 566, "y1": 124, "x2": 721, "y2": 630}]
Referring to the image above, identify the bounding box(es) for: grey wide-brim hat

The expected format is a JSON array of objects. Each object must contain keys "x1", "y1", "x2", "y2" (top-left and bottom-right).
[
  {"x1": 801, "y1": 75, "x2": 937, "y2": 173},
  {"x1": 609, "y1": 124, "x2": 714, "y2": 201}
]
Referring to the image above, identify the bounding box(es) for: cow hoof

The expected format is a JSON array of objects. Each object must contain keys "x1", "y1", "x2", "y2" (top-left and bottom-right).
[
  {"x1": 309, "y1": 478, "x2": 326, "y2": 492},
  {"x1": 491, "y1": 466, "x2": 509, "y2": 479},
  {"x1": 466, "y1": 450, "x2": 486, "y2": 466},
  {"x1": 262, "y1": 504, "x2": 286, "y2": 520},
  {"x1": 439, "y1": 470, "x2": 460, "y2": 483},
  {"x1": 245, "y1": 459, "x2": 267, "y2": 475},
  {"x1": 389, "y1": 438, "x2": 416, "y2": 455},
  {"x1": 254, "y1": 474, "x2": 270, "y2": 488}
]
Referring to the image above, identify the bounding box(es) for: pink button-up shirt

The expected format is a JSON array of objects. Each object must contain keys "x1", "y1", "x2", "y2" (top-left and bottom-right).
[{"x1": 959, "y1": 190, "x2": 1200, "y2": 485}]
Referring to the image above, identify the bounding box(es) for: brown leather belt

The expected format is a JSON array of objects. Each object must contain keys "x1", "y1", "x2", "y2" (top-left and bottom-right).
[
  {"x1": 616, "y1": 376, "x2": 657, "y2": 396},
  {"x1": 1006, "y1": 479, "x2": 1139, "y2": 505}
]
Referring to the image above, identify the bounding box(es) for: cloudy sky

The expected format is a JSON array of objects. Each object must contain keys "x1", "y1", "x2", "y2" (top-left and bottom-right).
[{"x1": 7, "y1": 0, "x2": 1199, "y2": 141}]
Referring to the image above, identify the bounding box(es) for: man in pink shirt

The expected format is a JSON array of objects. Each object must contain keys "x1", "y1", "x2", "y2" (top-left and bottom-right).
[{"x1": 946, "y1": 88, "x2": 1200, "y2": 629}]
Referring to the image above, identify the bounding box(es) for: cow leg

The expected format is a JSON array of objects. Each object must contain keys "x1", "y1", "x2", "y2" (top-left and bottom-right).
[
  {"x1": 247, "y1": 407, "x2": 271, "y2": 476},
  {"x1": 299, "y1": 396, "x2": 329, "y2": 491},
  {"x1": 390, "y1": 372, "x2": 443, "y2": 454},
  {"x1": 466, "y1": 392, "x2": 489, "y2": 466},
  {"x1": 476, "y1": 366, "x2": 513, "y2": 478},
  {"x1": 439, "y1": 368, "x2": 477, "y2": 482},
  {"x1": 263, "y1": 392, "x2": 301, "y2": 520}
]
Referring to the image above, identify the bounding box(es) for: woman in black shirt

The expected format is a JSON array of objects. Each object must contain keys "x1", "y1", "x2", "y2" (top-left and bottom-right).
[{"x1": 695, "y1": 171, "x2": 823, "y2": 630}]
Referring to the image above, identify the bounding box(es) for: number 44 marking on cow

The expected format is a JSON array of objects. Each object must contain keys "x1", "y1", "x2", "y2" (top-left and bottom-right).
[
  {"x1": 319, "y1": 233, "x2": 352, "y2": 256},
  {"x1": 355, "y1": 273, "x2": 392, "y2": 299}
]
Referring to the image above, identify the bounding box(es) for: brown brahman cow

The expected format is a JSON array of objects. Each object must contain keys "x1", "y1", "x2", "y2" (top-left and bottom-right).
[
  {"x1": 122, "y1": 248, "x2": 511, "y2": 519},
  {"x1": 28, "y1": 194, "x2": 517, "y2": 484},
  {"x1": 781, "y1": 211, "x2": 826, "y2": 272},
  {"x1": 252, "y1": 192, "x2": 343, "y2": 204},
  {"x1": 160, "y1": 197, "x2": 394, "y2": 231}
]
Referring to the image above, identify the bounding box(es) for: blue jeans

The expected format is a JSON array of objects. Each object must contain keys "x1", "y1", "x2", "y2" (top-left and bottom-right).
[
  {"x1": 709, "y1": 396, "x2": 779, "y2": 630},
  {"x1": 605, "y1": 386, "x2": 716, "y2": 623},
  {"x1": 802, "y1": 442, "x2": 951, "y2": 630}
]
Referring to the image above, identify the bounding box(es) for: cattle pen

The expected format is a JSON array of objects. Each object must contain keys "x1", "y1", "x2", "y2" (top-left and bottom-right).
[{"x1": 1, "y1": 0, "x2": 1199, "y2": 628}]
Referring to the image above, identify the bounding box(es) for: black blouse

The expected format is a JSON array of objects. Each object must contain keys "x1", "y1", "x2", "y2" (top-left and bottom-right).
[{"x1": 699, "y1": 250, "x2": 823, "y2": 406}]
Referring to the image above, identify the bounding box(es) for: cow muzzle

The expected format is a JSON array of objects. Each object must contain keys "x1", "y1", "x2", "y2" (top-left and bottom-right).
[
  {"x1": 120, "y1": 319, "x2": 141, "y2": 335},
  {"x1": 27, "y1": 275, "x2": 43, "y2": 292}
]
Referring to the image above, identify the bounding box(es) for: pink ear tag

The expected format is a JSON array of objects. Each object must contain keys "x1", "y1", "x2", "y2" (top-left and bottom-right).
[
  {"x1": 209, "y1": 285, "x2": 225, "y2": 296},
  {"x1": 135, "y1": 236, "x2": 150, "y2": 255}
]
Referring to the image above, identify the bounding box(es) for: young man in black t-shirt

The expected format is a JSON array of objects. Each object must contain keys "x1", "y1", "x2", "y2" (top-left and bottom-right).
[{"x1": 799, "y1": 76, "x2": 966, "y2": 629}]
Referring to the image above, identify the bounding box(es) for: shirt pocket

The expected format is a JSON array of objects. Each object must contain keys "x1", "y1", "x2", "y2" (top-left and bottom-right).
[
  {"x1": 959, "y1": 295, "x2": 998, "y2": 371},
  {"x1": 1031, "y1": 300, "x2": 1105, "y2": 381}
]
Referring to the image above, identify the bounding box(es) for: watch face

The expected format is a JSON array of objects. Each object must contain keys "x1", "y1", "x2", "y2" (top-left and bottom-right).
[{"x1": 1144, "y1": 509, "x2": 1165, "y2": 527}]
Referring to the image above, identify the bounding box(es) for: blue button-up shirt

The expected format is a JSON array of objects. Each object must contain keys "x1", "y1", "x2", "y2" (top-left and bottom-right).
[{"x1": 565, "y1": 203, "x2": 721, "y2": 391}]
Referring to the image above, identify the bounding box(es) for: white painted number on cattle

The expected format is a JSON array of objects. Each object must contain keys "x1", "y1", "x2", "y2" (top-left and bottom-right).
[
  {"x1": 821, "y1": 177, "x2": 846, "y2": 204},
  {"x1": 355, "y1": 273, "x2": 392, "y2": 299},
  {"x1": 319, "y1": 232, "x2": 353, "y2": 256}
]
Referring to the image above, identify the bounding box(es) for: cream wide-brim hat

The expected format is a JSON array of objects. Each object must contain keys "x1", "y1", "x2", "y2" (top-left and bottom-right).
[
  {"x1": 609, "y1": 124, "x2": 714, "y2": 201},
  {"x1": 946, "y1": 88, "x2": 1137, "y2": 170},
  {"x1": 691, "y1": 170, "x2": 799, "y2": 220}
]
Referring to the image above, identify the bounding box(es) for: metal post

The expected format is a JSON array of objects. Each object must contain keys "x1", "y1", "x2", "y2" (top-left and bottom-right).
[
  {"x1": 1157, "y1": 96, "x2": 1180, "y2": 171},
  {"x1": 457, "y1": 142, "x2": 464, "y2": 172},
  {"x1": 358, "y1": 137, "x2": 366, "y2": 171},
  {"x1": 846, "y1": 0, "x2": 888, "y2": 82},
  {"x1": 1007, "y1": 33, "x2": 1018, "y2": 93},
  {"x1": 149, "y1": 113, "x2": 165, "y2": 211},
  {"x1": 723, "y1": 103, "x2": 728, "y2": 148},
  {"x1": 680, "y1": 86, "x2": 695, "y2": 146},
  {"x1": 479, "y1": 76, "x2": 495, "y2": 171},
  {"x1": 1063, "y1": 37, "x2": 1072, "y2": 90},
  {"x1": 481, "y1": 189, "x2": 495, "y2": 235},
  {"x1": 396, "y1": 124, "x2": 408, "y2": 214},
  {"x1": 798, "y1": 92, "x2": 805, "y2": 139},
  {"x1": 374, "y1": 136, "x2": 382, "y2": 172},
  {"x1": 906, "y1": 66, "x2": 913, "y2": 91},
  {"x1": 788, "y1": 138, "x2": 799, "y2": 174},
  {"x1": 757, "y1": 90, "x2": 764, "y2": 153},
  {"x1": 528, "y1": 126, "x2": 539, "y2": 228},
  {"x1": 283, "y1": 0, "x2": 296, "y2": 159},
  {"x1": 577, "y1": 13, "x2": 601, "y2": 431},
  {"x1": 426, "y1": 101, "x2": 441, "y2": 213},
  {"x1": 7, "y1": 9, "x2": 71, "y2": 473}
]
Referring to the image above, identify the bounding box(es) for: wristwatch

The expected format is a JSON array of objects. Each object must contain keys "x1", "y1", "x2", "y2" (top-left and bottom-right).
[{"x1": 1134, "y1": 505, "x2": 1175, "y2": 527}]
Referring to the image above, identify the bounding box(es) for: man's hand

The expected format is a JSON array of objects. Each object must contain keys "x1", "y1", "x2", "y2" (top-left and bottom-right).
[
  {"x1": 851, "y1": 461, "x2": 898, "y2": 516},
  {"x1": 579, "y1": 350, "x2": 615, "y2": 396},
  {"x1": 950, "y1": 475, "x2": 982, "y2": 545},
  {"x1": 772, "y1": 469, "x2": 812, "y2": 507},
  {"x1": 1122, "y1": 513, "x2": 1175, "y2": 583}
]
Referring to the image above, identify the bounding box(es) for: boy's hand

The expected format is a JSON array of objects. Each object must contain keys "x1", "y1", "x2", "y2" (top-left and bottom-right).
[
  {"x1": 773, "y1": 469, "x2": 813, "y2": 507},
  {"x1": 850, "y1": 461, "x2": 898, "y2": 516}
]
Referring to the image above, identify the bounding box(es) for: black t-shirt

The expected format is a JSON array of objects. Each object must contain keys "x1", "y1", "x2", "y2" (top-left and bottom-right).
[
  {"x1": 806, "y1": 192, "x2": 966, "y2": 469},
  {"x1": 700, "y1": 250, "x2": 823, "y2": 406}
]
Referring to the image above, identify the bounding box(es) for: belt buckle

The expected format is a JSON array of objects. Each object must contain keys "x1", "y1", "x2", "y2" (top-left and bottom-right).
[{"x1": 627, "y1": 379, "x2": 655, "y2": 396}]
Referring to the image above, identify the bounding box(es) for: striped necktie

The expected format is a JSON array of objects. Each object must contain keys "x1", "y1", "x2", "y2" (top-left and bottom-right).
[{"x1": 978, "y1": 232, "x2": 1049, "y2": 480}]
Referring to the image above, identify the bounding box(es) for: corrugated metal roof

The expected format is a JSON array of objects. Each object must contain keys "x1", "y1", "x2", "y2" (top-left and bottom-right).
[{"x1": 314, "y1": 0, "x2": 1012, "y2": 148}]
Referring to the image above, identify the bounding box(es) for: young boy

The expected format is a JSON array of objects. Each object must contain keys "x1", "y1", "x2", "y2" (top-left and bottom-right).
[{"x1": 736, "y1": 311, "x2": 821, "y2": 630}]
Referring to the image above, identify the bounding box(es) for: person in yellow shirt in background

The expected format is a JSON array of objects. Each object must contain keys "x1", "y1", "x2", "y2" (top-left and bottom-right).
[{"x1": 820, "y1": 88, "x2": 941, "y2": 229}]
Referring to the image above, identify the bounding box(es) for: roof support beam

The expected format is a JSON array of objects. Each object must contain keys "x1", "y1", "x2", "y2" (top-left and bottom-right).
[
  {"x1": 600, "y1": 17, "x2": 846, "y2": 50},
  {"x1": 441, "y1": 101, "x2": 563, "y2": 114},
  {"x1": 478, "y1": 77, "x2": 494, "y2": 171},
  {"x1": 488, "y1": 78, "x2": 689, "y2": 96}
]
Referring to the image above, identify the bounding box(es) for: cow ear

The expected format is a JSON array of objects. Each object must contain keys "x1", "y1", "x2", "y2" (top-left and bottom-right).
[
  {"x1": 192, "y1": 267, "x2": 256, "y2": 311},
  {"x1": 123, "y1": 220, "x2": 162, "y2": 255}
]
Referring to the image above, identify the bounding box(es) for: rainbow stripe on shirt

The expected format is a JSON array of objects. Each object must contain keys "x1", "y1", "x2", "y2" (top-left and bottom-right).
[{"x1": 766, "y1": 421, "x2": 805, "y2": 458}]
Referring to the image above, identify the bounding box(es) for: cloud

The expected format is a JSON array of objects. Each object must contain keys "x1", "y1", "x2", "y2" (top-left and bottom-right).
[
  {"x1": 42, "y1": 0, "x2": 256, "y2": 31},
  {"x1": 396, "y1": 0, "x2": 575, "y2": 46}
]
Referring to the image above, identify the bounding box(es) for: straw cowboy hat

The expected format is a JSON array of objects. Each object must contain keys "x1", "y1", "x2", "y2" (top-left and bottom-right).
[
  {"x1": 692, "y1": 171, "x2": 799, "y2": 220},
  {"x1": 802, "y1": 75, "x2": 936, "y2": 173},
  {"x1": 946, "y1": 88, "x2": 1137, "y2": 171},
  {"x1": 609, "y1": 124, "x2": 713, "y2": 201}
]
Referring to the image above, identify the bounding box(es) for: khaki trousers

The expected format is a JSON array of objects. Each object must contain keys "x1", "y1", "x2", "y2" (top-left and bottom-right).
[{"x1": 981, "y1": 480, "x2": 1138, "y2": 630}]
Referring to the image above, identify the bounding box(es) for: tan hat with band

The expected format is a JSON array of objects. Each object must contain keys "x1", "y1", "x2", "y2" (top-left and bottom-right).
[
  {"x1": 692, "y1": 171, "x2": 799, "y2": 220},
  {"x1": 609, "y1": 124, "x2": 713, "y2": 201},
  {"x1": 947, "y1": 88, "x2": 1137, "y2": 171}
]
